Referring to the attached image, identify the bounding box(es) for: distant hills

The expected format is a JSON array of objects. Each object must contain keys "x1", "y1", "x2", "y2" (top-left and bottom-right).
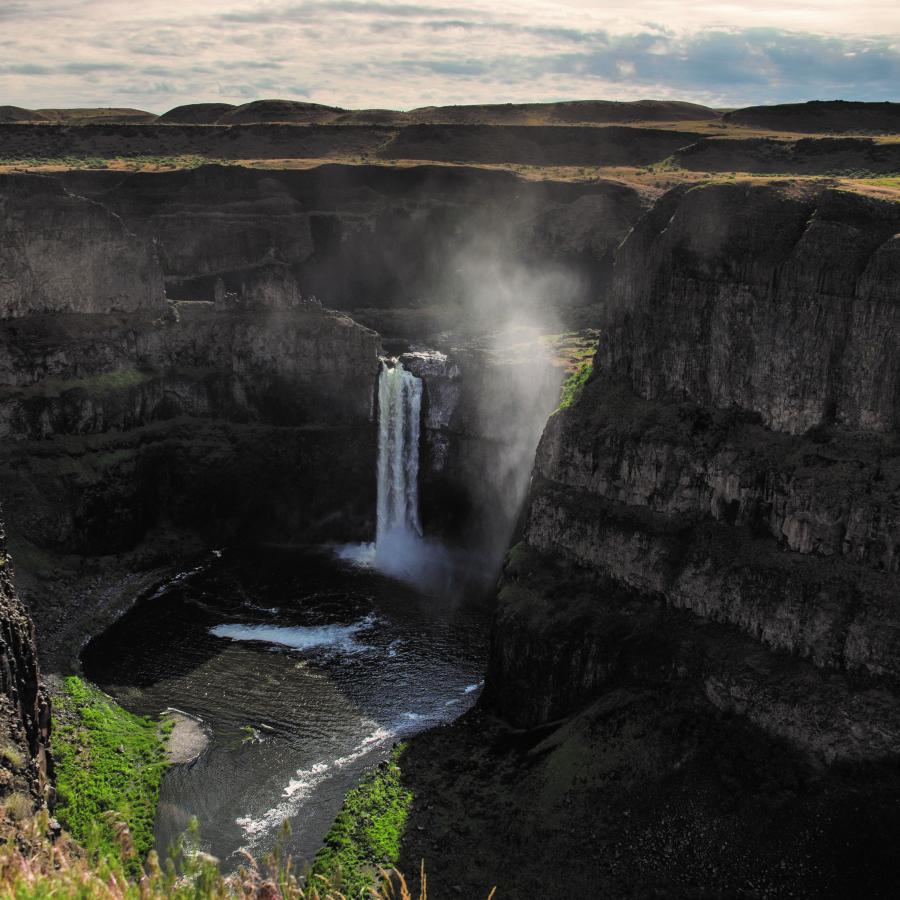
[
  {"x1": 0, "y1": 106, "x2": 156, "y2": 124},
  {"x1": 722, "y1": 100, "x2": 900, "y2": 134},
  {"x1": 2, "y1": 99, "x2": 898, "y2": 133},
  {"x1": 155, "y1": 98, "x2": 720, "y2": 127}
]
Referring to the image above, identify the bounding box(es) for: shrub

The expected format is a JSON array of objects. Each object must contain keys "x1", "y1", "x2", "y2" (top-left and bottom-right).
[
  {"x1": 0, "y1": 742, "x2": 25, "y2": 770},
  {"x1": 1, "y1": 792, "x2": 33, "y2": 823}
]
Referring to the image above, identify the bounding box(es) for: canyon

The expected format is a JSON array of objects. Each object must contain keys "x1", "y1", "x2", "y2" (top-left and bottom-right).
[{"x1": 0, "y1": 101, "x2": 898, "y2": 897}]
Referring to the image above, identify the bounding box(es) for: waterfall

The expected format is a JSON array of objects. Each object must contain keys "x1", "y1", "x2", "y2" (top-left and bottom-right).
[
  {"x1": 375, "y1": 359, "x2": 422, "y2": 549},
  {"x1": 336, "y1": 356, "x2": 450, "y2": 589}
]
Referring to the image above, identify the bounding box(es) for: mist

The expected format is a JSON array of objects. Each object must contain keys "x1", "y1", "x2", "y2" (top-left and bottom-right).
[
  {"x1": 343, "y1": 197, "x2": 587, "y2": 593},
  {"x1": 438, "y1": 220, "x2": 579, "y2": 570}
]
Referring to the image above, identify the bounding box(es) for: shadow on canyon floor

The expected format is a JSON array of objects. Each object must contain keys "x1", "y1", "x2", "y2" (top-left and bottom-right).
[{"x1": 398, "y1": 697, "x2": 900, "y2": 899}]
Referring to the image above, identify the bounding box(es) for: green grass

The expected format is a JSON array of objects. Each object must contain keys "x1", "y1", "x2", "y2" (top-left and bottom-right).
[
  {"x1": 4, "y1": 720, "x2": 423, "y2": 898},
  {"x1": 311, "y1": 745, "x2": 413, "y2": 898},
  {"x1": 51, "y1": 676, "x2": 172, "y2": 874},
  {"x1": 557, "y1": 360, "x2": 593, "y2": 410}
]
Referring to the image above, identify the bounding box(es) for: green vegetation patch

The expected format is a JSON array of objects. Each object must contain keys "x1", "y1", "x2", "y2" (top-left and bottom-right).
[
  {"x1": 557, "y1": 360, "x2": 593, "y2": 410},
  {"x1": 52, "y1": 676, "x2": 171, "y2": 872},
  {"x1": 312, "y1": 745, "x2": 413, "y2": 898}
]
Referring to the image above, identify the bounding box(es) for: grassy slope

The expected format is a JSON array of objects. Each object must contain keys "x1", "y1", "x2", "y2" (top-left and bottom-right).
[
  {"x1": 556, "y1": 361, "x2": 593, "y2": 411},
  {"x1": 312, "y1": 745, "x2": 413, "y2": 898},
  {"x1": 52, "y1": 676, "x2": 171, "y2": 872}
]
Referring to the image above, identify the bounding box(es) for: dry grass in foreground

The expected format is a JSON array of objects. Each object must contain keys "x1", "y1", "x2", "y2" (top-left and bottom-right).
[{"x1": 0, "y1": 812, "x2": 439, "y2": 900}]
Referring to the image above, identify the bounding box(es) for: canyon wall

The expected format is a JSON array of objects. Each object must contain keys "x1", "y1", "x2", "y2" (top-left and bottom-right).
[
  {"x1": 487, "y1": 182, "x2": 900, "y2": 763},
  {"x1": 39, "y1": 165, "x2": 646, "y2": 578},
  {"x1": 0, "y1": 525, "x2": 51, "y2": 815},
  {"x1": 0, "y1": 123, "x2": 701, "y2": 168},
  {"x1": 0, "y1": 163, "x2": 641, "y2": 661},
  {"x1": 0, "y1": 172, "x2": 381, "y2": 662},
  {"x1": 0, "y1": 173, "x2": 164, "y2": 317},
  {"x1": 54, "y1": 164, "x2": 649, "y2": 322},
  {"x1": 3, "y1": 122, "x2": 897, "y2": 175}
]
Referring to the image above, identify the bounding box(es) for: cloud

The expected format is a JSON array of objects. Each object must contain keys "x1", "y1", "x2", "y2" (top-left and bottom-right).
[
  {"x1": 0, "y1": 0, "x2": 896, "y2": 111},
  {"x1": 62, "y1": 62, "x2": 130, "y2": 74}
]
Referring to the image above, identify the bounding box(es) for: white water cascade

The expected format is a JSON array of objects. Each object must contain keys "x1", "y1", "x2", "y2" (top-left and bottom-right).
[
  {"x1": 375, "y1": 359, "x2": 423, "y2": 548},
  {"x1": 336, "y1": 356, "x2": 454, "y2": 588}
]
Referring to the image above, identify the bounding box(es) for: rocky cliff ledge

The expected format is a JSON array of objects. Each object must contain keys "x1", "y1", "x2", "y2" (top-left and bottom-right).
[
  {"x1": 0, "y1": 525, "x2": 51, "y2": 818},
  {"x1": 397, "y1": 182, "x2": 900, "y2": 899},
  {"x1": 55, "y1": 164, "x2": 650, "y2": 319},
  {"x1": 0, "y1": 172, "x2": 381, "y2": 663},
  {"x1": 488, "y1": 183, "x2": 900, "y2": 758}
]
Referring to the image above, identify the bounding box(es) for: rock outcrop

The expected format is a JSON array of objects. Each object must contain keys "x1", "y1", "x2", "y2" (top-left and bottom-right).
[
  {"x1": 0, "y1": 174, "x2": 165, "y2": 317},
  {"x1": 487, "y1": 182, "x2": 900, "y2": 764},
  {"x1": 0, "y1": 524, "x2": 51, "y2": 813},
  {"x1": 0, "y1": 172, "x2": 381, "y2": 661},
  {"x1": 56, "y1": 164, "x2": 650, "y2": 317},
  {"x1": 606, "y1": 183, "x2": 900, "y2": 434}
]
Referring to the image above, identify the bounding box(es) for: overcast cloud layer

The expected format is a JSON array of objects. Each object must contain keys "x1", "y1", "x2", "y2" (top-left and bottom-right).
[{"x1": 2, "y1": 0, "x2": 898, "y2": 112}]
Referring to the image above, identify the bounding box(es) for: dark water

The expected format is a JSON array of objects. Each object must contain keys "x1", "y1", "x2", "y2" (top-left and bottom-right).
[{"x1": 81, "y1": 546, "x2": 490, "y2": 868}]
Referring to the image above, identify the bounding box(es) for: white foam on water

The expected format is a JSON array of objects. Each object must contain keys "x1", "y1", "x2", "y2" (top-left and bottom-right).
[
  {"x1": 210, "y1": 615, "x2": 376, "y2": 654},
  {"x1": 283, "y1": 762, "x2": 329, "y2": 798},
  {"x1": 333, "y1": 542, "x2": 376, "y2": 567},
  {"x1": 235, "y1": 724, "x2": 395, "y2": 845},
  {"x1": 333, "y1": 727, "x2": 394, "y2": 768},
  {"x1": 464, "y1": 681, "x2": 483, "y2": 694},
  {"x1": 332, "y1": 534, "x2": 456, "y2": 593}
]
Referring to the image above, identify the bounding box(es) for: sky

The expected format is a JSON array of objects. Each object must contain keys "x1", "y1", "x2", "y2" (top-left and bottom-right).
[{"x1": 1, "y1": 0, "x2": 898, "y2": 112}]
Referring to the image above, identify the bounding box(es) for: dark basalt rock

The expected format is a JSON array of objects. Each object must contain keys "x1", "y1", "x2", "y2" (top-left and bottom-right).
[
  {"x1": 0, "y1": 173, "x2": 166, "y2": 317},
  {"x1": 487, "y1": 181, "x2": 900, "y2": 762},
  {"x1": 0, "y1": 522, "x2": 51, "y2": 812}
]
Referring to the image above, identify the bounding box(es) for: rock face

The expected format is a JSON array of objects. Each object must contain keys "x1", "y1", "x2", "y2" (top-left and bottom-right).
[
  {"x1": 0, "y1": 300, "x2": 380, "y2": 565},
  {"x1": 55, "y1": 164, "x2": 650, "y2": 316},
  {"x1": 606, "y1": 183, "x2": 900, "y2": 434},
  {"x1": 0, "y1": 173, "x2": 382, "y2": 659},
  {"x1": 673, "y1": 137, "x2": 900, "y2": 174},
  {"x1": 0, "y1": 524, "x2": 51, "y2": 811},
  {"x1": 0, "y1": 123, "x2": 702, "y2": 169},
  {"x1": 0, "y1": 174, "x2": 165, "y2": 317},
  {"x1": 401, "y1": 345, "x2": 562, "y2": 565},
  {"x1": 487, "y1": 182, "x2": 900, "y2": 765}
]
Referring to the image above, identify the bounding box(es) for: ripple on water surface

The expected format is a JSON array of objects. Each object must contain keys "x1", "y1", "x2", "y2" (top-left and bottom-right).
[{"x1": 81, "y1": 546, "x2": 490, "y2": 868}]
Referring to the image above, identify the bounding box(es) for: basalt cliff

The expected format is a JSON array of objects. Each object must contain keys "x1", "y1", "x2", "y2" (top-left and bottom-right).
[
  {"x1": 0, "y1": 156, "x2": 899, "y2": 896},
  {"x1": 492, "y1": 183, "x2": 900, "y2": 734},
  {"x1": 420, "y1": 181, "x2": 900, "y2": 897},
  {"x1": 0, "y1": 163, "x2": 645, "y2": 659}
]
